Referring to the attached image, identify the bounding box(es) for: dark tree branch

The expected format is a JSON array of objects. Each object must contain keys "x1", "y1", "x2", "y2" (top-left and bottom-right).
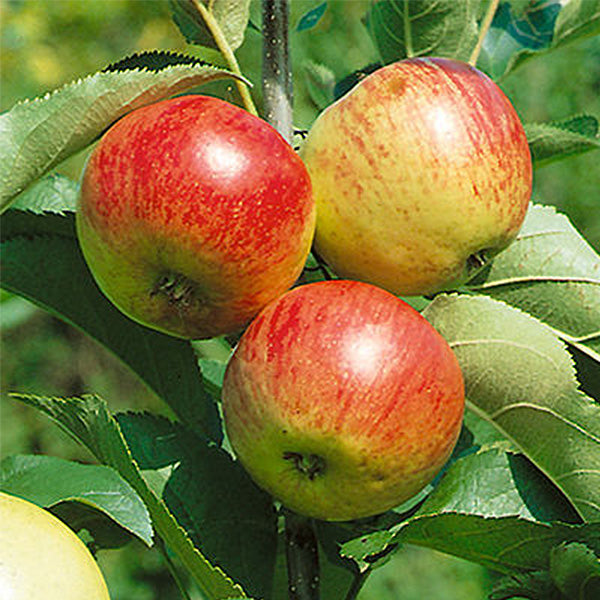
[
  {"x1": 262, "y1": 0, "x2": 293, "y2": 143},
  {"x1": 284, "y1": 510, "x2": 321, "y2": 600},
  {"x1": 261, "y1": 4, "x2": 320, "y2": 600}
]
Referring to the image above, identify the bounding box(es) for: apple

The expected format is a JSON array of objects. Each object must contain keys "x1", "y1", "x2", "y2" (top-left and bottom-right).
[
  {"x1": 77, "y1": 95, "x2": 315, "y2": 339},
  {"x1": 300, "y1": 57, "x2": 532, "y2": 297},
  {"x1": 0, "y1": 491, "x2": 111, "y2": 599},
  {"x1": 221, "y1": 280, "x2": 464, "y2": 521}
]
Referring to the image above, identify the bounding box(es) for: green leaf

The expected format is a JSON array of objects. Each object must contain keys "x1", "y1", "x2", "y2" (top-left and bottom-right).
[
  {"x1": 0, "y1": 293, "x2": 38, "y2": 330},
  {"x1": 553, "y1": 0, "x2": 600, "y2": 48},
  {"x1": 525, "y1": 116, "x2": 600, "y2": 166},
  {"x1": 1, "y1": 200, "x2": 222, "y2": 442},
  {"x1": 10, "y1": 393, "x2": 249, "y2": 599},
  {"x1": 479, "y1": 0, "x2": 561, "y2": 78},
  {"x1": 490, "y1": 571, "x2": 561, "y2": 600},
  {"x1": 296, "y1": 2, "x2": 328, "y2": 31},
  {"x1": 343, "y1": 513, "x2": 600, "y2": 576},
  {"x1": 339, "y1": 530, "x2": 399, "y2": 574},
  {"x1": 0, "y1": 51, "x2": 242, "y2": 212},
  {"x1": 466, "y1": 204, "x2": 600, "y2": 364},
  {"x1": 198, "y1": 358, "x2": 228, "y2": 403},
  {"x1": 116, "y1": 412, "x2": 278, "y2": 600},
  {"x1": 170, "y1": 0, "x2": 251, "y2": 51},
  {"x1": 341, "y1": 445, "x2": 582, "y2": 574},
  {"x1": 10, "y1": 172, "x2": 78, "y2": 214},
  {"x1": 303, "y1": 60, "x2": 336, "y2": 110},
  {"x1": 550, "y1": 541, "x2": 600, "y2": 598},
  {"x1": 464, "y1": 409, "x2": 511, "y2": 448},
  {"x1": 418, "y1": 447, "x2": 580, "y2": 524},
  {"x1": 508, "y1": 0, "x2": 537, "y2": 19},
  {"x1": 571, "y1": 344, "x2": 600, "y2": 405},
  {"x1": 0, "y1": 453, "x2": 153, "y2": 548},
  {"x1": 366, "y1": 0, "x2": 480, "y2": 64},
  {"x1": 423, "y1": 294, "x2": 600, "y2": 522},
  {"x1": 479, "y1": 0, "x2": 600, "y2": 78},
  {"x1": 327, "y1": 445, "x2": 595, "y2": 582},
  {"x1": 1, "y1": 174, "x2": 79, "y2": 239}
]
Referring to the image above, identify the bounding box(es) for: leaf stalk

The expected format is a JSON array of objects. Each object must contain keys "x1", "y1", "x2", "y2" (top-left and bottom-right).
[
  {"x1": 403, "y1": 0, "x2": 414, "y2": 58},
  {"x1": 191, "y1": 0, "x2": 258, "y2": 115}
]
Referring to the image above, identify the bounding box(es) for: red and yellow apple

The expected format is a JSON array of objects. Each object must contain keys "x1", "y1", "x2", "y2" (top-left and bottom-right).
[
  {"x1": 222, "y1": 280, "x2": 465, "y2": 521},
  {"x1": 301, "y1": 57, "x2": 532, "y2": 296},
  {"x1": 77, "y1": 95, "x2": 315, "y2": 339},
  {"x1": 0, "y1": 491, "x2": 111, "y2": 599}
]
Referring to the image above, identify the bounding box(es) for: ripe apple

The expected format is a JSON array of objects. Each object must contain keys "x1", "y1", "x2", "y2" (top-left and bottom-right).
[
  {"x1": 300, "y1": 57, "x2": 532, "y2": 297},
  {"x1": 77, "y1": 95, "x2": 315, "y2": 339},
  {"x1": 221, "y1": 280, "x2": 464, "y2": 521},
  {"x1": 0, "y1": 491, "x2": 111, "y2": 599}
]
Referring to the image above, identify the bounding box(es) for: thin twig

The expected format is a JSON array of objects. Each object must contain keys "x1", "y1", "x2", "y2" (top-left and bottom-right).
[{"x1": 469, "y1": 0, "x2": 501, "y2": 66}]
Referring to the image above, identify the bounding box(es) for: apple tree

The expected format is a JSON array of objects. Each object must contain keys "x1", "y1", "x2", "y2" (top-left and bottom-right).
[{"x1": 1, "y1": 1, "x2": 599, "y2": 599}]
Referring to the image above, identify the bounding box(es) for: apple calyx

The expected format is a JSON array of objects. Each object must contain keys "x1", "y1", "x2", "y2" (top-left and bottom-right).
[
  {"x1": 466, "y1": 249, "x2": 491, "y2": 273},
  {"x1": 151, "y1": 272, "x2": 197, "y2": 307},
  {"x1": 283, "y1": 451, "x2": 326, "y2": 481}
]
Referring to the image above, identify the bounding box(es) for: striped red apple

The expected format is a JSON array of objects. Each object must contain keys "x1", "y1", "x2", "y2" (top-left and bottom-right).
[
  {"x1": 301, "y1": 57, "x2": 532, "y2": 297},
  {"x1": 77, "y1": 95, "x2": 315, "y2": 339},
  {"x1": 222, "y1": 280, "x2": 465, "y2": 521}
]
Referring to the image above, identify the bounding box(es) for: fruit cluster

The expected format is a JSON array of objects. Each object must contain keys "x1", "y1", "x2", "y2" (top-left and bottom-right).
[{"x1": 77, "y1": 57, "x2": 531, "y2": 521}]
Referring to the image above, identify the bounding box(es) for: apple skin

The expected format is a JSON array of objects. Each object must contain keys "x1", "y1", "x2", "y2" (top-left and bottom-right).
[
  {"x1": 221, "y1": 280, "x2": 464, "y2": 521},
  {"x1": 0, "y1": 491, "x2": 111, "y2": 599},
  {"x1": 77, "y1": 95, "x2": 315, "y2": 339},
  {"x1": 300, "y1": 57, "x2": 532, "y2": 297}
]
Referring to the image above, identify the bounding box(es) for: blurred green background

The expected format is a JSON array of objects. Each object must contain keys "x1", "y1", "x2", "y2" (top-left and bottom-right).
[{"x1": 1, "y1": 1, "x2": 598, "y2": 599}]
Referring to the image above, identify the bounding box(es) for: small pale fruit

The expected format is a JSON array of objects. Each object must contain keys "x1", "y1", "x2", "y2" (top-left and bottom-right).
[{"x1": 0, "y1": 491, "x2": 111, "y2": 600}]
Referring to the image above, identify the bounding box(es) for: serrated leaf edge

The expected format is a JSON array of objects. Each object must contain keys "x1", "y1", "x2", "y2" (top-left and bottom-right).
[
  {"x1": 0, "y1": 54, "x2": 247, "y2": 211},
  {"x1": 9, "y1": 393, "x2": 248, "y2": 600},
  {"x1": 0, "y1": 453, "x2": 154, "y2": 546},
  {"x1": 425, "y1": 293, "x2": 600, "y2": 521},
  {"x1": 393, "y1": 513, "x2": 596, "y2": 572},
  {"x1": 5, "y1": 51, "x2": 242, "y2": 111}
]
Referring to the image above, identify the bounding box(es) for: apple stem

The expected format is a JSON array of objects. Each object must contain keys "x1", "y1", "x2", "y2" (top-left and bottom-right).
[
  {"x1": 309, "y1": 249, "x2": 334, "y2": 281},
  {"x1": 262, "y1": 0, "x2": 294, "y2": 143},
  {"x1": 284, "y1": 510, "x2": 321, "y2": 600},
  {"x1": 191, "y1": 0, "x2": 258, "y2": 116},
  {"x1": 468, "y1": 0, "x2": 500, "y2": 67}
]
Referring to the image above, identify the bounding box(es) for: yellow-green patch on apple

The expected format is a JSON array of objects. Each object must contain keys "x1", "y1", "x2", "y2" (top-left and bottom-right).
[{"x1": 301, "y1": 57, "x2": 532, "y2": 297}]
